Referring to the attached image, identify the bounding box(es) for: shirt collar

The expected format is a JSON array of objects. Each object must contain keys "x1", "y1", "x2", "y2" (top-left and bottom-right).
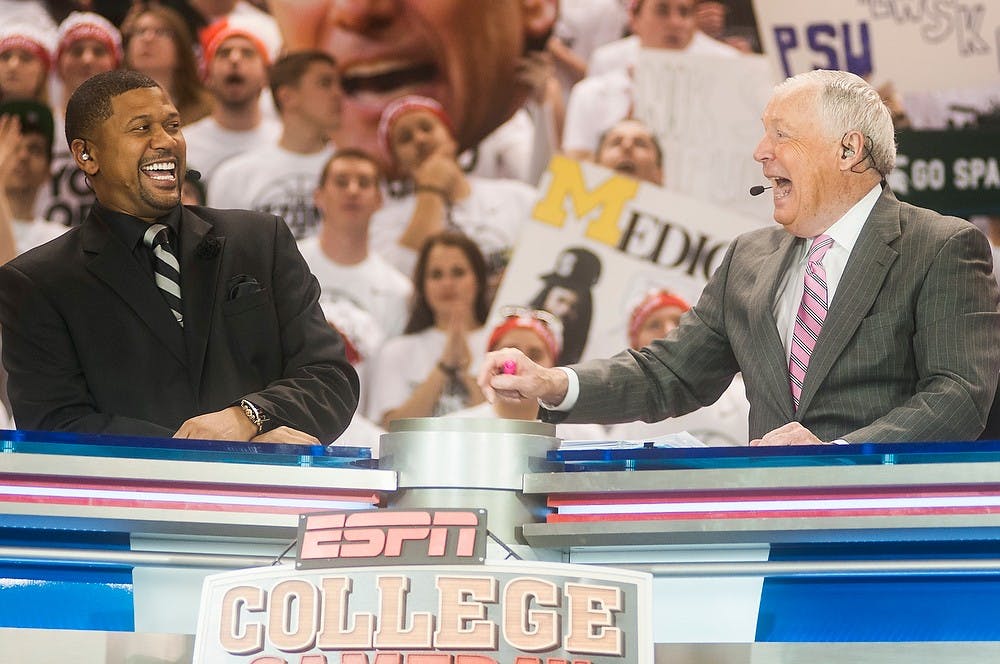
[
  {"x1": 94, "y1": 203, "x2": 183, "y2": 251},
  {"x1": 799, "y1": 183, "x2": 882, "y2": 259}
]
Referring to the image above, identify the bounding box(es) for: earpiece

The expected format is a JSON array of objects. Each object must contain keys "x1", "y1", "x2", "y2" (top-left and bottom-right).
[
  {"x1": 841, "y1": 146, "x2": 855, "y2": 158},
  {"x1": 81, "y1": 151, "x2": 91, "y2": 161}
]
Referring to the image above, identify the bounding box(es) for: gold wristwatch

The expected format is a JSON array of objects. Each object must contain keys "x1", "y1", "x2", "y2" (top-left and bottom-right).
[{"x1": 239, "y1": 398, "x2": 269, "y2": 434}]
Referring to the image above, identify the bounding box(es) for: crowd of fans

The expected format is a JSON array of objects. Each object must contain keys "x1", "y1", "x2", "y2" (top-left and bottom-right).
[{"x1": 0, "y1": 0, "x2": 992, "y2": 448}]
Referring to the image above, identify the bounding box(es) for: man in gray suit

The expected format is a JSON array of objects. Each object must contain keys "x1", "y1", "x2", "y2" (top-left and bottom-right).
[{"x1": 478, "y1": 69, "x2": 1000, "y2": 446}]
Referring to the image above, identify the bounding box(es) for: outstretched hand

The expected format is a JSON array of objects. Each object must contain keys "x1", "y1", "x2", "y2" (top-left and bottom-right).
[{"x1": 476, "y1": 348, "x2": 569, "y2": 406}]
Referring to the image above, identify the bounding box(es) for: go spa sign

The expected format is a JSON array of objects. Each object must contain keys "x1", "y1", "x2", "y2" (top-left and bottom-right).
[{"x1": 192, "y1": 509, "x2": 654, "y2": 664}]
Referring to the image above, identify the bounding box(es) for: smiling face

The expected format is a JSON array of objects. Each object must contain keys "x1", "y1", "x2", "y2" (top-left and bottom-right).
[
  {"x1": 423, "y1": 243, "x2": 479, "y2": 323},
  {"x1": 81, "y1": 86, "x2": 185, "y2": 220},
  {"x1": 269, "y1": 0, "x2": 555, "y2": 165},
  {"x1": 753, "y1": 84, "x2": 853, "y2": 238}
]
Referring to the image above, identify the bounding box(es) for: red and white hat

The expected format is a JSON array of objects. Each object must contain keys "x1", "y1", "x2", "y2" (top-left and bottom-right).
[
  {"x1": 376, "y1": 94, "x2": 454, "y2": 161},
  {"x1": 488, "y1": 308, "x2": 563, "y2": 362},
  {"x1": 0, "y1": 23, "x2": 56, "y2": 71},
  {"x1": 56, "y1": 11, "x2": 122, "y2": 68},
  {"x1": 628, "y1": 289, "x2": 690, "y2": 348},
  {"x1": 199, "y1": 14, "x2": 281, "y2": 68}
]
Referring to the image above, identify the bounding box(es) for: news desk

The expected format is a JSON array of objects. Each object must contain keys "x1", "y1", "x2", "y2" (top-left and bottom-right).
[{"x1": 2, "y1": 421, "x2": 1000, "y2": 663}]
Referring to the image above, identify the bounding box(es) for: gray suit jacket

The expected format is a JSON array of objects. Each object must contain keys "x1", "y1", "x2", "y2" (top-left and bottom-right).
[
  {"x1": 0, "y1": 206, "x2": 359, "y2": 442},
  {"x1": 555, "y1": 187, "x2": 1000, "y2": 443}
]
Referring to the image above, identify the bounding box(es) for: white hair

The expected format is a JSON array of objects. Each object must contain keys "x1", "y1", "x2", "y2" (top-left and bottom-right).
[{"x1": 776, "y1": 69, "x2": 896, "y2": 176}]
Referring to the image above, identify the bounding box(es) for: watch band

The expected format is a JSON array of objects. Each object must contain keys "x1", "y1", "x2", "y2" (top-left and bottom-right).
[{"x1": 239, "y1": 398, "x2": 269, "y2": 434}]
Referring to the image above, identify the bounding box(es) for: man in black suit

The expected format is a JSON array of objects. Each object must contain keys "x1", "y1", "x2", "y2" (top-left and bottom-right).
[{"x1": 0, "y1": 70, "x2": 359, "y2": 443}]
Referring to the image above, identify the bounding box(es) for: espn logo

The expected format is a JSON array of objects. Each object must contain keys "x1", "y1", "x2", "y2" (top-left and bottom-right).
[{"x1": 296, "y1": 509, "x2": 487, "y2": 569}]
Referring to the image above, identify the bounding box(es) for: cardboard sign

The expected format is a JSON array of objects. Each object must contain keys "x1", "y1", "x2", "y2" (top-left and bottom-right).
[
  {"x1": 752, "y1": 0, "x2": 1000, "y2": 94},
  {"x1": 193, "y1": 561, "x2": 654, "y2": 664},
  {"x1": 489, "y1": 156, "x2": 767, "y2": 364}
]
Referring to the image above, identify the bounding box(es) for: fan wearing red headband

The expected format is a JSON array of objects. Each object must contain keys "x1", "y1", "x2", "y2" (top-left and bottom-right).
[
  {"x1": 445, "y1": 307, "x2": 605, "y2": 441},
  {"x1": 369, "y1": 95, "x2": 537, "y2": 296}
]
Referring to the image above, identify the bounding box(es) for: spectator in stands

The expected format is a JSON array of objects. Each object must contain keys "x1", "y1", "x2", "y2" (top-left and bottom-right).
[
  {"x1": 0, "y1": 24, "x2": 56, "y2": 104},
  {"x1": 121, "y1": 3, "x2": 213, "y2": 126},
  {"x1": 595, "y1": 118, "x2": 664, "y2": 185},
  {"x1": 183, "y1": 14, "x2": 280, "y2": 181},
  {"x1": 209, "y1": 50, "x2": 340, "y2": 239},
  {"x1": 300, "y1": 149, "x2": 413, "y2": 353},
  {"x1": 547, "y1": 0, "x2": 630, "y2": 99},
  {"x1": 607, "y1": 288, "x2": 748, "y2": 444},
  {"x1": 267, "y1": 0, "x2": 557, "y2": 169},
  {"x1": 367, "y1": 231, "x2": 490, "y2": 428},
  {"x1": 0, "y1": 102, "x2": 65, "y2": 264},
  {"x1": 447, "y1": 307, "x2": 606, "y2": 440},
  {"x1": 370, "y1": 95, "x2": 537, "y2": 295},
  {"x1": 40, "y1": 11, "x2": 121, "y2": 228},
  {"x1": 564, "y1": 0, "x2": 740, "y2": 160}
]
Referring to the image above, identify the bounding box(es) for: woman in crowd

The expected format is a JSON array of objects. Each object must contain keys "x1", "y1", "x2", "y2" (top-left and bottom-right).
[
  {"x1": 367, "y1": 231, "x2": 491, "y2": 428},
  {"x1": 447, "y1": 307, "x2": 606, "y2": 441},
  {"x1": 121, "y1": 3, "x2": 213, "y2": 126},
  {"x1": 0, "y1": 24, "x2": 55, "y2": 104}
]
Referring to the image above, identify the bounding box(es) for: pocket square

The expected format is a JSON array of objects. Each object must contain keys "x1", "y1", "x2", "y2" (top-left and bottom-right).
[{"x1": 226, "y1": 274, "x2": 263, "y2": 301}]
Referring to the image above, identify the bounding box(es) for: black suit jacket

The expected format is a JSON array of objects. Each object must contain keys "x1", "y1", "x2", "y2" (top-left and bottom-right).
[{"x1": 0, "y1": 205, "x2": 359, "y2": 442}]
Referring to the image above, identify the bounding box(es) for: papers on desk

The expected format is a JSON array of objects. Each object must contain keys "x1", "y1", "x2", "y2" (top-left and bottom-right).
[{"x1": 558, "y1": 431, "x2": 708, "y2": 450}]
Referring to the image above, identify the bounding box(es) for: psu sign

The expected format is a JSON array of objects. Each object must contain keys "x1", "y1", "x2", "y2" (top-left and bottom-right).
[{"x1": 193, "y1": 509, "x2": 653, "y2": 664}]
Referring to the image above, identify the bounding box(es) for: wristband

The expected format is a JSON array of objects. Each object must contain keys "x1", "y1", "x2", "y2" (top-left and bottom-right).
[{"x1": 415, "y1": 184, "x2": 451, "y2": 204}]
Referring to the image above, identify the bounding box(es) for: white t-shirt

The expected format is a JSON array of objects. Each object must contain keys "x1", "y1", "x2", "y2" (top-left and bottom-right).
[
  {"x1": 12, "y1": 217, "x2": 67, "y2": 254},
  {"x1": 369, "y1": 175, "x2": 537, "y2": 278},
  {"x1": 183, "y1": 116, "x2": 281, "y2": 184},
  {"x1": 588, "y1": 32, "x2": 742, "y2": 77},
  {"x1": 553, "y1": 0, "x2": 630, "y2": 96},
  {"x1": 446, "y1": 401, "x2": 608, "y2": 442},
  {"x1": 606, "y1": 376, "x2": 750, "y2": 446},
  {"x1": 209, "y1": 143, "x2": 333, "y2": 239},
  {"x1": 298, "y1": 238, "x2": 413, "y2": 339},
  {"x1": 367, "y1": 326, "x2": 490, "y2": 423},
  {"x1": 464, "y1": 108, "x2": 534, "y2": 183}
]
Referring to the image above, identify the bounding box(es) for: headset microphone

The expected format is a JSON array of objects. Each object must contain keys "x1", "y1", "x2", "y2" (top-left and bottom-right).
[{"x1": 749, "y1": 185, "x2": 773, "y2": 196}]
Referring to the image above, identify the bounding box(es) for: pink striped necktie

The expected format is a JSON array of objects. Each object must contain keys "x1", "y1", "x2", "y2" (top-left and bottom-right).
[{"x1": 789, "y1": 234, "x2": 834, "y2": 411}]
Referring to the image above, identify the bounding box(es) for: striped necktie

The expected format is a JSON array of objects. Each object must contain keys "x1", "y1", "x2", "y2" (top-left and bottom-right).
[
  {"x1": 143, "y1": 223, "x2": 183, "y2": 327},
  {"x1": 788, "y1": 234, "x2": 833, "y2": 411}
]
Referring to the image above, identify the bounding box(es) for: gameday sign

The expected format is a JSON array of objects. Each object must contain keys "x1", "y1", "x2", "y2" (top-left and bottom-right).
[{"x1": 192, "y1": 560, "x2": 654, "y2": 664}]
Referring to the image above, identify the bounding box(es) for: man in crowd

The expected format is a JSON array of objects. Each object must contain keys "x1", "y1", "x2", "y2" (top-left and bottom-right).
[
  {"x1": 0, "y1": 102, "x2": 66, "y2": 264},
  {"x1": 594, "y1": 118, "x2": 664, "y2": 185},
  {"x1": 267, "y1": 0, "x2": 557, "y2": 169},
  {"x1": 209, "y1": 50, "x2": 341, "y2": 240},
  {"x1": 480, "y1": 69, "x2": 1000, "y2": 445},
  {"x1": 0, "y1": 70, "x2": 358, "y2": 442},
  {"x1": 564, "y1": 0, "x2": 741, "y2": 160},
  {"x1": 183, "y1": 14, "x2": 280, "y2": 181},
  {"x1": 301, "y1": 148, "x2": 413, "y2": 344}
]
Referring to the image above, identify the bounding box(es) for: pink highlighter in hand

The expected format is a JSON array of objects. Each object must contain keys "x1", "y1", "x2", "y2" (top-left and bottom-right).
[{"x1": 501, "y1": 360, "x2": 517, "y2": 375}]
